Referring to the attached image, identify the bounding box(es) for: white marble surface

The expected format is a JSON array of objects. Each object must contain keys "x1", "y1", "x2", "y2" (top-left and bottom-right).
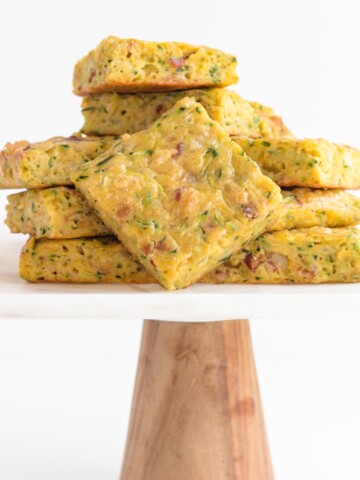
[{"x1": 1, "y1": 235, "x2": 359, "y2": 320}]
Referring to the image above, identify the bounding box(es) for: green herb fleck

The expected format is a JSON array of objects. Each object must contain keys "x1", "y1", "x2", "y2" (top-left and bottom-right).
[
  {"x1": 134, "y1": 218, "x2": 158, "y2": 230},
  {"x1": 214, "y1": 213, "x2": 222, "y2": 225},
  {"x1": 97, "y1": 154, "x2": 115, "y2": 166},
  {"x1": 143, "y1": 192, "x2": 151, "y2": 205},
  {"x1": 209, "y1": 65, "x2": 220, "y2": 81},
  {"x1": 308, "y1": 159, "x2": 318, "y2": 167},
  {"x1": 262, "y1": 141, "x2": 271, "y2": 147},
  {"x1": 207, "y1": 147, "x2": 219, "y2": 157},
  {"x1": 197, "y1": 210, "x2": 209, "y2": 222},
  {"x1": 129, "y1": 149, "x2": 153, "y2": 157}
]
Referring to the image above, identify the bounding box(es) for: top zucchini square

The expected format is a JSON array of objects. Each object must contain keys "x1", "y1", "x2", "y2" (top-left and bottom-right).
[
  {"x1": 73, "y1": 97, "x2": 282, "y2": 290},
  {"x1": 73, "y1": 37, "x2": 238, "y2": 95}
]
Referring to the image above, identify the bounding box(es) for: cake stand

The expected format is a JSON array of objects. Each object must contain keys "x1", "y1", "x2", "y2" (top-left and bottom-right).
[{"x1": 1, "y1": 235, "x2": 360, "y2": 479}]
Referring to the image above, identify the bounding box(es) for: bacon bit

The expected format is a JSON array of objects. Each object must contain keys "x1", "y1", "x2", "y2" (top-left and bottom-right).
[
  {"x1": 141, "y1": 244, "x2": 153, "y2": 256},
  {"x1": 155, "y1": 240, "x2": 167, "y2": 251},
  {"x1": 270, "y1": 115, "x2": 287, "y2": 134},
  {"x1": 117, "y1": 205, "x2": 131, "y2": 220},
  {"x1": 169, "y1": 57, "x2": 185, "y2": 68},
  {"x1": 243, "y1": 205, "x2": 259, "y2": 220},
  {"x1": 173, "y1": 187, "x2": 184, "y2": 202},
  {"x1": 172, "y1": 142, "x2": 184, "y2": 158},
  {"x1": 244, "y1": 253, "x2": 261, "y2": 272},
  {"x1": 213, "y1": 269, "x2": 230, "y2": 282},
  {"x1": 156, "y1": 104, "x2": 164, "y2": 114},
  {"x1": 3, "y1": 141, "x2": 31, "y2": 162},
  {"x1": 150, "y1": 259, "x2": 156, "y2": 266},
  {"x1": 294, "y1": 196, "x2": 303, "y2": 205},
  {"x1": 300, "y1": 268, "x2": 316, "y2": 279},
  {"x1": 88, "y1": 70, "x2": 96, "y2": 83}
]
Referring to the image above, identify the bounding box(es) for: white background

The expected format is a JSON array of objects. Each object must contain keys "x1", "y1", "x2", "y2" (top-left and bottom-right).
[{"x1": 0, "y1": 0, "x2": 360, "y2": 479}]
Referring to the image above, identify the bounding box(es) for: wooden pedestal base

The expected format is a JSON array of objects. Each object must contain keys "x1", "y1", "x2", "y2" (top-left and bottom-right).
[{"x1": 120, "y1": 319, "x2": 273, "y2": 480}]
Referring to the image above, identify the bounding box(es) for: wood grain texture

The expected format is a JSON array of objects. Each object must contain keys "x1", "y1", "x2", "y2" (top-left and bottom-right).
[{"x1": 120, "y1": 319, "x2": 274, "y2": 480}]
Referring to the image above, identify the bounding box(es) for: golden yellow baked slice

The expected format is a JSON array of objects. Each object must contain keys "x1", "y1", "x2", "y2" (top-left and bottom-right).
[
  {"x1": 0, "y1": 134, "x2": 116, "y2": 189},
  {"x1": 20, "y1": 237, "x2": 152, "y2": 283},
  {"x1": 19, "y1": 227, "x2": 360, "y2": 284},
  {"x1": 6, "y1": 187, "x2": 111, "y2": 238},
  {"x1": 207, "y1": 227, "x2": 360, "y2": 284},
  {"x1": 234, "y1": 137, "x2": 360, "y2": 188},
  {"x1": 273, "y1": 188, "x2": 360, "y2": 230},
  {"x1": 6, "y1": 187, "x2": 360, "y2": 239},
  {"x1": 81, "y1": 89, "x2": 291, "y2": 138},
  {"x1": 73, "y1": 97, "x2": 282, "y2": 290},
  {"x1": 73, "y1": 37, "x2": 238, "y2": 95}
]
